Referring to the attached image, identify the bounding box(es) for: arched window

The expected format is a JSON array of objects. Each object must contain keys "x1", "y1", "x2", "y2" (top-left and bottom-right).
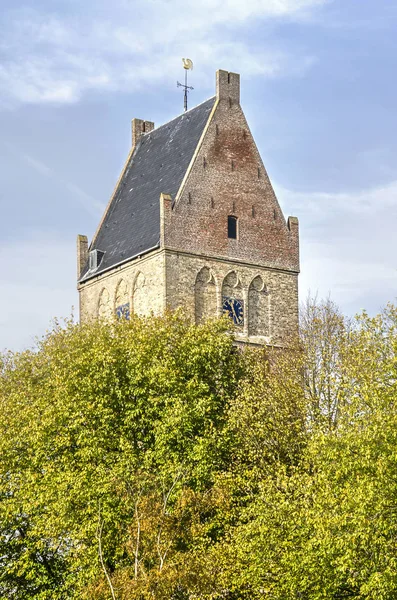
[
  {"x1": 98, "y1": 288, "x2": 112, "y2": 320},
  {"x1": 228, "y1": 215, "x2": 238, "y2": 239},
  {"x1": 248, "y1": 276, "x2": 270, "y2": 337},
  {"x1": 222, "y1": 271, "x2": 244, "y2": 327},
  {"x1": 133, "y1": 272, "x2": 149, "y2": 316},
  {"x1": 195, "y1": 267, "x2": 217, "y2": 324},
  {"x1": 115, "y1": 279, "x2": 130, "y2": 320}
]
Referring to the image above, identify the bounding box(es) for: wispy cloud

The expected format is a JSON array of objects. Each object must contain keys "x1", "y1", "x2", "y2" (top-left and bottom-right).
[
  {"x1": 21, "y1": 152, "x2": 53, "y2": 176},
  {"x1": 5, "y1": 143, "x2": 105, "y2": 216},
  {"x1": 0, "y1": 0, "x2": 329, "y2": 107},
  {"x1": 64, "y1": 183, "x2": 105, "y2": 215}
]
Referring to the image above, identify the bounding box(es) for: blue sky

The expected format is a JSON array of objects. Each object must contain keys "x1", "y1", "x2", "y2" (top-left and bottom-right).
[{"x1": 1, "y1": 0, "x2": 397, "y2": 351}]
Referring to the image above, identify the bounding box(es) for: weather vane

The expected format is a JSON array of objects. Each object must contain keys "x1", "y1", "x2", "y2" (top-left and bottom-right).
[{"x1": 177, "y1": 58, "x2": 194, "y2": 112}]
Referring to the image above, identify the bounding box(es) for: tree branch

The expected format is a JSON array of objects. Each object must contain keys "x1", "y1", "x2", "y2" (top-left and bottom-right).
[{"x1": 96, "y1": 506, "x2": 117, "y2": 600}]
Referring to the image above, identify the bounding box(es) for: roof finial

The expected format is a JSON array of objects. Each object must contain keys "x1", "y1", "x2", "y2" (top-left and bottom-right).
[{"x1": 177, "y1": 58, "x2": 194, "y2": 112}]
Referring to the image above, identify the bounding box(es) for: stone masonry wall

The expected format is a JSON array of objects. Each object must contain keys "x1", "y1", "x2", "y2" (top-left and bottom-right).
[
  {"x1": 165, "y1": 250, "x2": 298, "y2": 346},
  {"x1": 79, "y1": 250, "x2": 165, "y2": 321}
]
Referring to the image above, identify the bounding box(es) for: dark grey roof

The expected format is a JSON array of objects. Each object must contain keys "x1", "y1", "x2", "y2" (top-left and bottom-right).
[{"x1": 80, "y1": 97, "x2": 216, "y2": 282}]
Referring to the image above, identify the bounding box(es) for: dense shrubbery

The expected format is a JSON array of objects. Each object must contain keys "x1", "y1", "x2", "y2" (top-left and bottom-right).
[{"x1": 1, "y1": 303, "x2": 397, "y2": 599}]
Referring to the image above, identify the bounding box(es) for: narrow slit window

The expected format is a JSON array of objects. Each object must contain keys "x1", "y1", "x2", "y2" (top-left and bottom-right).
[{"x1": 228, "y1": 216, "x2": 238, "y2": 239}]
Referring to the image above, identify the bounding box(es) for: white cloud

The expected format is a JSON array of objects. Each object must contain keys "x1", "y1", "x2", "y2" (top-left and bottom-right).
[
  {"x1": 277, "y1": 180, "x2": 397, "y2": 218},
  {"x1": 0, "y1": 236, "x2": 78, "y2": 353},
  {"x1": 299, "y1": 242, "x2": 397, "y2": 311},
  {"x1": 0, "y1": 0, "x2": 328, "y2": 107},
  {"x1": 277, "y1": 180, "x2": 397, "y2": 314}
]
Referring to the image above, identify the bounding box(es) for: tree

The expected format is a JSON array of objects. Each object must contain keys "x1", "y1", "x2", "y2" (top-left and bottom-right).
[
  {"x1": 205, "y1": 344, "x2": 308, "y2": 600},
  {"x1": 0, "y1": 313, "x2": 241, "y2": 599},
  {"x1": 4, "y1": 301, "x2": 397, "y2": 599},
  {"x1": 300, "y1": 295, "x2": 351, "y2": 429},
  {"x1": 214, "y1": 302, "x2": 397, "y2": 599}
]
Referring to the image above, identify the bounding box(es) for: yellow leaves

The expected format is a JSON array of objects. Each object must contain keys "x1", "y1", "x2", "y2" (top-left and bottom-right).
[
  {"x1": 0, "y1": 312, "x2": 240, "y2": 599},
  {"x1": 4, "y1": 302, "x2": 397, "y2": 598}
]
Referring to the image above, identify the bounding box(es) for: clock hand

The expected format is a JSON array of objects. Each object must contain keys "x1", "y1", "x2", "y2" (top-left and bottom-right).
[{"x1": 231, "y1": 302, "x2": 238, "y2": 323}]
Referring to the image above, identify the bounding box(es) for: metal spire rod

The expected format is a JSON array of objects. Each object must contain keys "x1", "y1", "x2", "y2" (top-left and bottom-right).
[{"x1": 177, "y1": 58, "x2": 194, "y2": 112}]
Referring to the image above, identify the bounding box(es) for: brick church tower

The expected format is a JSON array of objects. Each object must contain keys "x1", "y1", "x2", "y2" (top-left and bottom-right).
[{"x1": 77, "y1": 69, "x2": 299, "y2": 346}]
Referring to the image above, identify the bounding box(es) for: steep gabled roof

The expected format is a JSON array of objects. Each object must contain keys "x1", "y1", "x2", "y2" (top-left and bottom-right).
[{"x1": 80, "y1": 96, "x2": 216, "y2": 282}]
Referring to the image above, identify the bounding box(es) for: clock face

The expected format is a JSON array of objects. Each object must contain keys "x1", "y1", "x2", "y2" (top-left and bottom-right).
[
  {"x1": 116, "y1": 302, "x2": 130, "y2": 320},
  {"x1": 222, "y1": 296, "x2": 244, "y2": 326}
]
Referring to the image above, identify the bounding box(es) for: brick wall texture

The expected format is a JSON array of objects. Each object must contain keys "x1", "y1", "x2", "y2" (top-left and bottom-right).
[{"x1": 78, "y1": 70, "x2": 300, "y2": 346}]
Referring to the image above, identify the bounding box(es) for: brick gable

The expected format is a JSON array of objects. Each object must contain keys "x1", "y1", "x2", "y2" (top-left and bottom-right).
[{"x1": 162, "y1": 70, "x2": 299, "y2": 274}]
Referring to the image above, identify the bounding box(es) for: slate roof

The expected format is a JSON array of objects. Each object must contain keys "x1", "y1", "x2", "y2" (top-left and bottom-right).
[{"x1": 80, "y1": 96, "x2": 216, "y2": 282}]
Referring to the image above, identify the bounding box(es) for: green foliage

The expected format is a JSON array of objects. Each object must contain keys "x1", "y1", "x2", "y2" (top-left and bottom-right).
[
  {"x1": 3, "y1": 302, "x2": 397, "y2": 599},
  {"x1": 212, "y1": 301, "x2": 397, "y2": 600},
  {"x1": 0, "y1": 313, "x2": 241, "y2": 598}
]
